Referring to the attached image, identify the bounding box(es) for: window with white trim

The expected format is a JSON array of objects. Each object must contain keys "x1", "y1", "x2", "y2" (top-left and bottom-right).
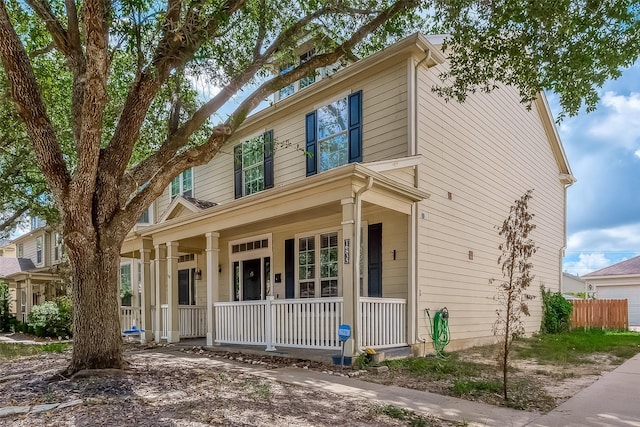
[
  {"x1": 305, "y1": 91, "x2": 362, "y2": 176},
  {"x1": 36, "y1": 236, "x2": 43, "y2": 265},
  {"x1": 54, "y1": 232, "x2": 61, "y2": 262},
  {"x1": 137, "y1": 207, "x2": 151, "y2": 224},
  {"x1": 297, "y1": 231, "x2": 339, "y2": 298},
  {"x1": 170, "y1": 168, "x2": 193, "y2": 199},
  {"x1": 242, "y1": 136, "x2": 265, "y2": 195},
  {"x1": 234, "y1": 131, "x2": 274, "y2": 198},
  {"x1": 17, "y1": 243, "x2": 23, "y2": 258}
]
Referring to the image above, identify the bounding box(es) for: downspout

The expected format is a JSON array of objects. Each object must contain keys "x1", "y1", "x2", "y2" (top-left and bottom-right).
[
  {"x1": 412, "y1": 50, "x2": 432, "y2": 346},
  {"x1": 354, "y1": 176, "x2": 374, "y2": 350}
]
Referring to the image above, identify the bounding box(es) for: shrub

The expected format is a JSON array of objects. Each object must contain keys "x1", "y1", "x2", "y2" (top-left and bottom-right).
[
  {"x1": 27, "y1": 297, "x2": 73, "y2": 338},
  {"x1": 540, "y1": 286, "x2": 573, "y2": 334},
  {"x1": 0, "y1": 281, "x2": 15, "y2": 332}
]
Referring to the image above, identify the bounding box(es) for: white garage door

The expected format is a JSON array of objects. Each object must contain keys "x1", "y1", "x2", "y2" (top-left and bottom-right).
[{"x1": 597, "y1": 285, "x2": 640, "y2": 326}]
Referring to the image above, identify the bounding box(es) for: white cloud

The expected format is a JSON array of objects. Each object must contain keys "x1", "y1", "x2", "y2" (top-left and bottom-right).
[
  {"x1": 563, "y1": 253, "x2": 616, "y2": 276},
  {"x1": 635, "y1": 149, "x2": 640, "y2": 159},
  {"x1": 588, "y1": 92, "x2": 640, "y2": 150},
  {"x1": 567, "y1": 223, "x2": 640, "y2": 252}
]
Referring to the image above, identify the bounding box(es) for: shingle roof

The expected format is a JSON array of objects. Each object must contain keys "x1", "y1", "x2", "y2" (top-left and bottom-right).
[
  {"x1": 0, "y1": 256, "x2": 36, "y2": 278},
  {"x1": 584, "y1": 255, "x2": 640, "y2": 277},
  {"x1": 183, "y1": 197, "x2": 217, "y2": 210}
]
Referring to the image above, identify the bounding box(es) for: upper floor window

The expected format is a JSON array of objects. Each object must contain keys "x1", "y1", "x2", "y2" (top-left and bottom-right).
[
  {"x1": 36, "y1": 236, "x2": 43, "y2": 265},
  {"x1": 277, "y1": 48, "x2": 331, "y2": 101},
  {"x1": 234, "y1": 131, "x2": 274, "y2": 199},
  {"x1": 137, "y1": 206, "x2": 152, "y2": 224},
  {"x1": 54, "y1": 232, "x2": 62, "y2": 262},
  {"x1": 171, "y1": 168, "x2": 193, "y2": 199},
  {"x1": 305, "y1": 91, "x2": 362, "y2": 176},
  {"x1": 30, "y1": 216, "x2": 43, "y2": 230},
  {"x1": 17, "y1": 243, "x2": 23, "y2": 258}
]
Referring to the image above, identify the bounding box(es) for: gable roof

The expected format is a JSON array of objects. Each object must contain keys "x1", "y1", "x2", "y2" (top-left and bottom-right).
[
  {"x1": 0, "y1": 256, "x2": 36, "y2": 278},
  {"x1": 158, "y1": 195, "x2": 217, "y2": 223},
  {"x1": 584, "y1": 255, "x2": 640, "y2": 277}
]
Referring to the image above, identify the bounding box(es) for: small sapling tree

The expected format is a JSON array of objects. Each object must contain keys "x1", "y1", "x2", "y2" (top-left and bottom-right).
[{"x1": 491, "y1": 190, "x2": 537, "y2": 401}]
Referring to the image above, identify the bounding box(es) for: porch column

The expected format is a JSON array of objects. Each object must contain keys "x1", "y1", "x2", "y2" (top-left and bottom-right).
[
  {"x1": 166, "y1": 241, "x2": 180, "y2": 343},
  {"x1": 205, "y1": 232, "x2": 220, "y2": 346},
  {"x1": 154, "y1": 243, "x2": 167, "y2": 343},
  {"x1": 25, "y1": 277, "x2": 33, "y2": 318},
  {"x1": 341, "y1": 197, "x2": 357, "y2": 357},
  {"x1": 140, "y1": 238, "x2": 153, "y2": 344},
  {"x1": 407, "y1": 202, "x2": 418, "y2": 347}
]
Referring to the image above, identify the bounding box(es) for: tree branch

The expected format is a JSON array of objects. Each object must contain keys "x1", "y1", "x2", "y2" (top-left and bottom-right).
[
  {"x1": 0, "y1": 205, "x2": 28, "y2": 234},
  {"x1": 99, "y1": 0, "x2": 247, "y2": 211},
  {"x1": 0, "y1": 0, "x2": 70, "y2": 203},
  {"x1": 24, "y1": 0, "x2": 72, "y2": 56}
]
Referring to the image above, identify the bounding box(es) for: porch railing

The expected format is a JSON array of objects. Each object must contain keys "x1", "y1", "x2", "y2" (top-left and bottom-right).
[
  {"x1": 215, "y1": 300, "x2": 268, "y2": 346},
  {"x1": 160, "y1": 304, "x2": 169, "y2": 340},
  {"x1": 214, "y1": 297, "x2": 403, "y2": 350},
  {"x1": 359, "y1": 297, "x2": 407, "y2": 348},
  {"x1": 179, "y1": 305, "x2": 207, "y2": 338},
  {"x1": 214, "y1": 297, "x2": 343, "y2": 349},
  {"x1": 120, "y1": 306, "x2": 142, "y2": 331},
  {"x1": 272, "y1": 298, "x2": 343, "y2": 349}
]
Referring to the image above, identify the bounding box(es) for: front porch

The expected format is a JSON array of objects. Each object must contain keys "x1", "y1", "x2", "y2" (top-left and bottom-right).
[
  {"x1": 120, "y1": 162, "x2": 427, "y2": 356},
  {"x1": 120, "y1": 295, "x2": 407, "y2": 351}
]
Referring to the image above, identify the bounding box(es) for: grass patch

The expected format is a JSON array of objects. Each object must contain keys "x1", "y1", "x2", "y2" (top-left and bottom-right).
[
  {"x1": 0, "y1": 342, "x2": 70, "y2": 359},
  {"x1": 514, "y1": 329, "x2": 640, "y2": 365},
  {"x1": 452, "y1": 379, "x2": 502, "y2": 396},
  {"x1": 381, "y1": 405, "x2": 441, "y2": 426},
  {"x1": 384, "y1": 354, "x2": 491, "y2": 380}
]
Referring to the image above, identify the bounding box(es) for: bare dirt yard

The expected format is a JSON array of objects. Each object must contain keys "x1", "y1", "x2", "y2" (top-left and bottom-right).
[
  {"x1": 0, "y1": 344, "x2": 455, "y2": 427},
  {"x1": 357, "y1": 342, "x2": 622, "y2": 412},
  {"x1": 1, "y1": 331, "x2": 634, "y2": 426}
]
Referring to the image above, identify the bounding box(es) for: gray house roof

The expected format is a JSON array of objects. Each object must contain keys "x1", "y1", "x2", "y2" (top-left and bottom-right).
[
  {"x1": 584, "y1": 255, "x2": 640, "y2": 277},
  {"x1": 0, "y1": 256, "x2": 36, "y2": 278}
]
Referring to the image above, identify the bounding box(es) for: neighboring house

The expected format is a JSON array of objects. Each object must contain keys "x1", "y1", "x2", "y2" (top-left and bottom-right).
[
  {"x1": 584, "y1": 256, "x2": 640, "y2": 327},
  {"x1": 118, "y1": 32, "x2": 574, "y2": 356},
  {"x1": 0, "y1": 218, "x2": 67, "y2": 322},
  {"x1": 562, "y1": 272, "x2": 589, "y2": 298}
]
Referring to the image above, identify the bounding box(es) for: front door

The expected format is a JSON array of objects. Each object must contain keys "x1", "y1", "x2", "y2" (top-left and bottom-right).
[
  {"x1": 178, "y1": 269, "x2": 194, "y2": 305},
  {"x1": 242, "y1": 258, "x2": 262, "y2": 301}
]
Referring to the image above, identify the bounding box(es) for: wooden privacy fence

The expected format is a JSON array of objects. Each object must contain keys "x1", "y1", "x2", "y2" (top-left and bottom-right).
[{"x1": 571, "y1": 299, "x2": 628, "y2": 330}]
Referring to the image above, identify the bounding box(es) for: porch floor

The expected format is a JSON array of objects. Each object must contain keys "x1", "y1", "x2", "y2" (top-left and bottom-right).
[{"x1": 170, "y1": 338, "x2": 341, "y2": 365}]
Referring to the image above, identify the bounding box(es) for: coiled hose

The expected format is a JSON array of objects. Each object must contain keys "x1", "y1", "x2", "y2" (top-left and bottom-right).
[{"x1": 426, "y1": 307, "x2": 450, "y2": 357}]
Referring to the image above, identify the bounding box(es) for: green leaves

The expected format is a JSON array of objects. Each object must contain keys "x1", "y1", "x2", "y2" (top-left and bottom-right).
[{"x1": 435, "y1": 0, "x2": 640, "y2": 118}]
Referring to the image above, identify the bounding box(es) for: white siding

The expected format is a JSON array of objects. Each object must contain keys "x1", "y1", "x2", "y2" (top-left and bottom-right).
[
  {"x1": 416, "y1": 63, "x2": 567, "y2": 350},
  {"x1": 154, "y1": 61, "x2": 410, "y2": 223}
]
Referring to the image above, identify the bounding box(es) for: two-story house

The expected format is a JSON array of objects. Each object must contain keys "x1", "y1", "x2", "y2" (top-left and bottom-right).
[
  {"x1": 0, "y1": 217, "x2": 67, "y2": 322},
  {"x1": 118, "y1": 32, "x2": 574, "y2": 357}
]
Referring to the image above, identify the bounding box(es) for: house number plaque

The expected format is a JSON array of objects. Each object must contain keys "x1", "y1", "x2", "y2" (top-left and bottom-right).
[{"x1": 344, "y1": 239, "x2": 350, "y2": 264}]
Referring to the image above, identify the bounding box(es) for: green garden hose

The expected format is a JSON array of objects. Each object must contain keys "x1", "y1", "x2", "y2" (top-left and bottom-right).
[{"x1": 426, "y1": 307, "x2": 450, "y2": 357}]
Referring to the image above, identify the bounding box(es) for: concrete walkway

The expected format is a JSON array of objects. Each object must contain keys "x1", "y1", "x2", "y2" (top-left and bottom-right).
[
  {"x1": 249, "y1": 353, "x2": 640, "y2": 427},
  {"x1": 254, "y1": 367, "x2": 537, "y2": 426},
  {"x1": 526, "y1": 353, "x2": 640, "y2": 427}
]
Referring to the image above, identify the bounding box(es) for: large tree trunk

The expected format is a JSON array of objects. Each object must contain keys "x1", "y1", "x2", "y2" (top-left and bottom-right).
[{"x1": 68, "y1": 242, "x2": 124, "y2": 373}]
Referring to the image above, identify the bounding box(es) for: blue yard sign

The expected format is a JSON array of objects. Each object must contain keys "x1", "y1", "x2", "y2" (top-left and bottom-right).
[{"x1": 338, "y1": 324, "x2": 351, "y2": 342}]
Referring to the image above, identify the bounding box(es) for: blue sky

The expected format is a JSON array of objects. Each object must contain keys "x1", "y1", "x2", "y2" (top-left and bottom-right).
[{"x1": 553, "y1": 63, "x2": 640, "y2": 276}]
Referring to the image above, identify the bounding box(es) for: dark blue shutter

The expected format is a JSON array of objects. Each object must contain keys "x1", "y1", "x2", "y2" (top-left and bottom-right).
[
  {"x1": 263, "y1": 130, "x2": 274, "y2": 189},
  {"x1": 305, "y1": 111, "x2": 317, "y2": 176},
  {"x1": 233, "y1": 144, "x2": 242, "y2": 199},
  {"x1": 348, "y1": 90, "x2": 363, "y2": 163}
]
